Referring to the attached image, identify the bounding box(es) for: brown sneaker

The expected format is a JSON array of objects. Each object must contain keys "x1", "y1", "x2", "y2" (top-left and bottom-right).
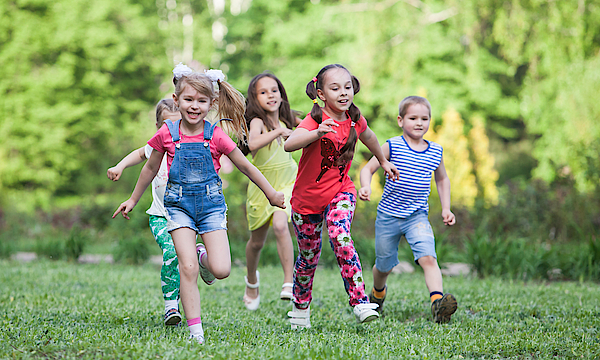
[
  {"x1": 368, "y1": 287, "x2": 386, "y2": 312},
  {"x1": 431, "y1": 293, "x2": 457, "y2": 323}
]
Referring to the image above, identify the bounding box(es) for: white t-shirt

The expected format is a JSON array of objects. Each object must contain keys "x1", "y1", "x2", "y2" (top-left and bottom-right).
[{"x1": 144, "y1": 144, "x2": 168, "y2": 217}]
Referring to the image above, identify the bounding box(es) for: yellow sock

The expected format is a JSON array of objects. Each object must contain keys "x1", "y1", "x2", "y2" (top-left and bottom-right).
[
  {"x1": 373, "y1": 286, "x2": 386, "y2": 299},
  {"x1": 430, "y1": 291, "x2": 443, "y2": 303}
]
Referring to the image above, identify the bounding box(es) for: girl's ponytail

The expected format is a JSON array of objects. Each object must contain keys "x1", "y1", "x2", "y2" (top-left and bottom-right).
[
  {"x1": 306, "y1": 77, "x2": 323, "y2": 125},
  {"x1": 216, "y1": 79, "x2": 248, "y2": 144}
]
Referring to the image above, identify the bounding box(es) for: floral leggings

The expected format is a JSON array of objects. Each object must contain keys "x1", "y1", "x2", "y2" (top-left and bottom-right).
[
  {"x1": 291, "y1": 192, "x2": 369, "y2": 308},
  {"x1": 149, "y1": 215, "x2": 180, "y2": 301}
]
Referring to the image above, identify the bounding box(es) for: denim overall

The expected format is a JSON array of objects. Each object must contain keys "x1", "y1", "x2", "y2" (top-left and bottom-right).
[{"x1": 163, "y1": 119, "x2": 227, "y2": 234}]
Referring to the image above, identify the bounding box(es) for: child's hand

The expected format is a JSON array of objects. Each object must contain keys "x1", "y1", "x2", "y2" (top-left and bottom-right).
[
  {"x1": 381, "y1": 160, "x2": 400, "y2": 181},
  {"x1": 317, "y1": 119, "x2": 338, "y2": 137},
  {"x1": 441, "y1": 209, "x2": 455, "y2": 226},
  {"x1": 358, "y1": 187, "x2": 371, "y2": 201},
  {"x1": 279, "y1": 127, "x2": 293, "y2": 139},
  {"x1": 268, "y1": 191, "x2": 286, "y2": 209},
  {"x1": 107, "y1": 166, "x2": 123, "y2": 181},
  {"x1": 112, "y1": 199, "x2": 137, "y2": 220}
]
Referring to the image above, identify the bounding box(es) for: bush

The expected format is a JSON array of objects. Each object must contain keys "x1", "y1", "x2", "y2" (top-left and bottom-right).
[
  {"x1": 35, "y1": 237, "x2": 65, "y2": 260},
  {"x1": 113, "y1": 235, "x2": 150, "y2": 265},
  {"x1": 64, "y1": 225, "x2": 87, "y2": 261}
]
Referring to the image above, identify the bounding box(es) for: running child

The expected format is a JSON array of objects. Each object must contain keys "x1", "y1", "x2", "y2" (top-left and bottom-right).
[
  {"x1": 241, "y1": 72, "x2": 299, "y2": 310},
  {"x1": 284, "y1": 64, "x2": 400, "y2": 328},
  {"x1": 113, "y1": 64, "x2": 285, "y2": 344},
  {"x1": 359, "y1": 95, "x2": 458, "y2": 323},
  {"x1": 107, "y1": 99, "x2": 183, "y2": 326}
]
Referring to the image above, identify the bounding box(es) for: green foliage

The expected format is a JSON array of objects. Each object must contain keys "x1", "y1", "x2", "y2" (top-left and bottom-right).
[
  {"x1": 34, "y1": 236, "x2": 65, "y2": 260},
  {"x1": 2, "y1": 262, "x2": 600, "y2": 359},
  {"x1": 113, "y1": 235, "x2": 151, "y2": 265},
  {"x1": 64, "y1": 225, "x2": 87, "y2": 261}
]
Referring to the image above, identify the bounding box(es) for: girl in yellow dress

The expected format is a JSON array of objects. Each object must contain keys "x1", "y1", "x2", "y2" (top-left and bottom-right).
[{"x1": 241, "y1": 72, "x2": 299, "y2": 310}]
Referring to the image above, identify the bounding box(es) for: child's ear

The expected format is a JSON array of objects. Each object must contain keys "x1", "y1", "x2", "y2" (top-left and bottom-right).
[
  {"x1": 397, "y1": 115, "x2": 403, "y2": 127},
  {"x1": 172, "y1": 93, "x2": 178, "y2": 103},
  {"x1": 317, "y1": 89, "x2": 326, "y2": 102}
]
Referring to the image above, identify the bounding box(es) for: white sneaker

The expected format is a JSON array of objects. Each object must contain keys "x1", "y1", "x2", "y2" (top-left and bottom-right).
[
  {"x1": 190, "y1": 334, "x2": 204, "y2": 345},
  {"x1": 353, "y1": 303, "x2": 379, "y2": 323},
  {"x1": 196, "y1": 243, "x2": 215, "y2": 285},
  {"x1": 287, "y1": 304, "x2": 311, "y2": 329}
]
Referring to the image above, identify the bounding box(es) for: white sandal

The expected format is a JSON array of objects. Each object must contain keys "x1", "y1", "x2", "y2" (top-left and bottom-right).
[
  {"x1": 288, "y1": 304, "x2": 311, "y2": 329},
  {"x1": 243, "y1": 271, "x2": 260, "y2": 311},
  {"x1": 280, "y1": 282, "x2": 293, "y2": 301}
]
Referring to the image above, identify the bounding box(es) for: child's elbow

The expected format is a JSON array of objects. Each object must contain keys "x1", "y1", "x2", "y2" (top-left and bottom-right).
[{"x1": 284, "y1": 142, "x2": 293, "y2": 152}]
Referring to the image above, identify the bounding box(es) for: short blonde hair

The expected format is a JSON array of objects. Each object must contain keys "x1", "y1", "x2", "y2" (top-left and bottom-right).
[{"x1": 398, "y1": 96, "x2": 431, "y2": 119}]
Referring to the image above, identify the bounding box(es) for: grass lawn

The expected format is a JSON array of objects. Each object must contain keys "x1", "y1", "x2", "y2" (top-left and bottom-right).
[{"x1": 1, "y1": 260, "x2": 599, "y2": 359}]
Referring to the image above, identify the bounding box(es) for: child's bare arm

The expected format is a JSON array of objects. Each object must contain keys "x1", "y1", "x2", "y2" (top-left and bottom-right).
[
  {"x1": 359, "y1": 127, "x2": 399, "y2": 181},
  {"x1": 358, "y1": 142, "x2": 390, "y2": 201},
  {"x1": 227, "y1": 147, "x2": 285, "y2": 209},
  {"x1": 284, "y1": 120, "x2": 339, "y2": 152},
  {"x1": 112, "y1": 149, "x2": 163, "y2": 219},
  {"x1": 247, "y1": 118, "x2": 292, "y2": 153},
  {"x1": 107, "y1": 147, "x2": 146, "y2": 181},
  {"x1": 434, "y1": 157, "x2": 455, "y2": 226}
]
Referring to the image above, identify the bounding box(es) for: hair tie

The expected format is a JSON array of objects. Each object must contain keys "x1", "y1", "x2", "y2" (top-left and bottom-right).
[
  {"x1": 312, "y1": 98, "x2": 318, "y2": 104},
  {"x1": 351, "y1": 121, "x2": 356, "y2": 127},
  {"x1": 312, "y1": 77, "x2": 317, "y2": 83},
  {"x1": 173, "y1": 63, "x2": 193, "y2": 80}
]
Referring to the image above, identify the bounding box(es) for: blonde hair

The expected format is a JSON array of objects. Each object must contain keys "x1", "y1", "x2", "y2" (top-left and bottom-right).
[
  {"x1": 155, "y1": 98, "x2": 178, "y2": 123},
  {"x1": 173, "y1": 72, "x2": 247, "y2": 142},
  {"x1": 398, "y1": 96, "x2": 432, "y2": 119}
]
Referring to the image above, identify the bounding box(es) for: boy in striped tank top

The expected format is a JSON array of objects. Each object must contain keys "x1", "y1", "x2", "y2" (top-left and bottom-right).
[{"x1": 358, "y1": 96, "x2": 457, "y2": 323}]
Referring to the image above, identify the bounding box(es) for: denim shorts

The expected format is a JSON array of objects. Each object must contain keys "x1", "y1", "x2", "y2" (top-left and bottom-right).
[
  {"x1": 164, "y1": 183, "x2": 228, "y2": 235},
  {"x1": 374, "y1": 210, "x2": 436, "y2": 272}
]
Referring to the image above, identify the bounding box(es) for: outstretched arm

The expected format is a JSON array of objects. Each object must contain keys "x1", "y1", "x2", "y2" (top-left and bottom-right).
[
  {"x1": 434, "y1": 157, "x2": 455, "y2": 226},
  {"x1": 107, "y1": 147, "x2": 146, "y2": 181},
  {"x1": 284, "y1": 119, "x2": 339, "y2": 152},
  {"x1": 112, "y1": 149, "x2": 163, "y2": 219},
  {"x1": 359, "y1": 127, "x2": 399, "y2": 181},
  {"x1": 358, "y1": 142, "x2": 390, "y2": 201},
  {"x1": 227, "y1": 147, "x2": 285, "y2": 209}
]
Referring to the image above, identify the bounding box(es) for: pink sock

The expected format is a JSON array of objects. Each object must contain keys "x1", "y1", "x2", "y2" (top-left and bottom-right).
[{"x1": 187, "y1": 317, "x2": 203, "y2": 337}]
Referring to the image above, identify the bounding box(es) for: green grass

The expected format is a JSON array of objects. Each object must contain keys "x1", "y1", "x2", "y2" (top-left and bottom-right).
[{"x1": 1, "y1": 261, "x2": 599, "y2": 359}]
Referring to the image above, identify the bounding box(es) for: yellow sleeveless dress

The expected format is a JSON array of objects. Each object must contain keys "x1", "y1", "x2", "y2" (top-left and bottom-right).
[{"x1": 246, "y1": 123, "x2": 298, "y2": 231}]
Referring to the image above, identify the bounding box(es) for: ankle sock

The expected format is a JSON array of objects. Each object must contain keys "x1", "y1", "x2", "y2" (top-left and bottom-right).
[
  {"x1": 430, "y1": 291, "x2": 443, "y2": 303},
  {"x1": 165, "y1": 300, "x2": 179, "y2": 313},
  {"x1": 372, "y1": 286, "x2": 386, "y2": 299},
  {"x1": 187, "y1": 317, "x2": 204, "y2": 338}
]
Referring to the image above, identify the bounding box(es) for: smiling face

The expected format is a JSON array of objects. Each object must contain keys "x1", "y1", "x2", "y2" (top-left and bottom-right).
[
  {"x1": 398, "y1": 103, "x2": 431, "y2": 141},
  {"x1": 173, "y1": 84, "x2": 212, "y2": 129},
  {"x1": 255, "y1": 76, "x2": 282, "y2": 114},
  {"x1": 317, "y1": 68, "x2": 354, "y2": 116}
]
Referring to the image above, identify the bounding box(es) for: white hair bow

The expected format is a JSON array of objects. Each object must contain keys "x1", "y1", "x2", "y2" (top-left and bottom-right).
[
  {"x1": 204, "y1": 69, "x2": 225, "y2": 86},
  {"x1": 172, "y1": 63, "x2": 193, "y2": 79}
]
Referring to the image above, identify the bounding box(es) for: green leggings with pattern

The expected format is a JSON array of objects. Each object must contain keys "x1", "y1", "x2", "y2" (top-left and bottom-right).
[{"x1": 149, "y1": 215, "x2": 180, "y2": 301}]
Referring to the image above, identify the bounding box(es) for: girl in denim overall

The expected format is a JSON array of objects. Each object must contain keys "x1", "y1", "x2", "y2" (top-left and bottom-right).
[{"x1": 113, "y1": 65, "x2": 285, "y2": 345}]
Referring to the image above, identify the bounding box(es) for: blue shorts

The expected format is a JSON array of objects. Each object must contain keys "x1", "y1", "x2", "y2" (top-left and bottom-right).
[
  {"x1": 374, "y1": 210, "x2": 437, "y2": 273},
  {"x1": 164, "y1": 183, "x2": 228, "y2": 235}
]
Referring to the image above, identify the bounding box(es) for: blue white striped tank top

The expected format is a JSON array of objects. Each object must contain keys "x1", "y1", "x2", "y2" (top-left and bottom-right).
[{"x1": 377, "y1": 136, "x2": 443, "y2": 218}]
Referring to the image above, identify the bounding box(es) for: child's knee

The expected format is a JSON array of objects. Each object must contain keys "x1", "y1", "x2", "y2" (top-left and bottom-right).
[
  {"x1": 180, "y1": 261, "x2": 199, "y2": 279},
  {"x1": 211, "y1": 264, "x2": 231, "y2": 279},
  {"x1": 417, "y1": 255, "x2": 438, "y2": 268},
  {"x1": 271, "y1": 219, "x2": 288, "y2": 237},
  {"x1": 248, "y1": 235, "x2": 267, "y2": 250}
]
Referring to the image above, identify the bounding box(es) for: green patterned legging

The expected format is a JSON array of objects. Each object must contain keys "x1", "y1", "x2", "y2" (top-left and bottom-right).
[{"x1": 149, "y1": 215, "x2": 180, "y2": 301}]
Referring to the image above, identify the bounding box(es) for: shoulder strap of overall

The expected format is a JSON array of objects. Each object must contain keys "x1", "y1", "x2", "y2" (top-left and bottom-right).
[
  {"x1": 203, "y1": 118, "x2": 232, "y2": 141},
  {"x1": 165, "y1": 119, "x2": 181, "y2": 142}
]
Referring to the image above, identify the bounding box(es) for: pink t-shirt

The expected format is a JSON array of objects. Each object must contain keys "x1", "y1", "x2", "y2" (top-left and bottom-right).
[
  {"x1": 291, "y1": 112, "x2": 368, "y2": 214},
  {"x1": 147, "y1": 121, "x2": 237, "y2": 173}
]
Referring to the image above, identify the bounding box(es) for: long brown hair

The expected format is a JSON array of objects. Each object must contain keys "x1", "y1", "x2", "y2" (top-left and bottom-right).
[
  {"x1": 306, "y1": 64, "x2": 361, "y2": 165},
  {"x1": 173, "y1": 72, "x2": 248, "y2": 142},
  {"x1": 239, "y1": 72, "x2": 295, "y2": 155}
]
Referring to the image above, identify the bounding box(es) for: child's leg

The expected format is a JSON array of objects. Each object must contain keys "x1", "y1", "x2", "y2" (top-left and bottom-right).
[
  {"x1": 324, "y1": 192, "x2": 368, "y2": 307},
  {"x1": 171, "y1": 227, "x2": 201, "y2": 319},
  {"x1": 371, "y1": 210, "x2": 403, "y2": 302},
  {"x1": 149, "y1": 216, "x2": 180, "y2": 311},
  {"x1": 417, "y1": 256, "x2": 443, "y2": 295},
  {"x1": 200, "y1": 229, "x2": 231, "y2": 280},
  {"x1": 245, "y1": 221, "x2": 270, "y2": 299},
  {"x1": 271, "y1": 210, "x2": 294, "y2": 292},
  {"x1": 291, "y1": 211, "x2": 324, "y2": 309}
]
